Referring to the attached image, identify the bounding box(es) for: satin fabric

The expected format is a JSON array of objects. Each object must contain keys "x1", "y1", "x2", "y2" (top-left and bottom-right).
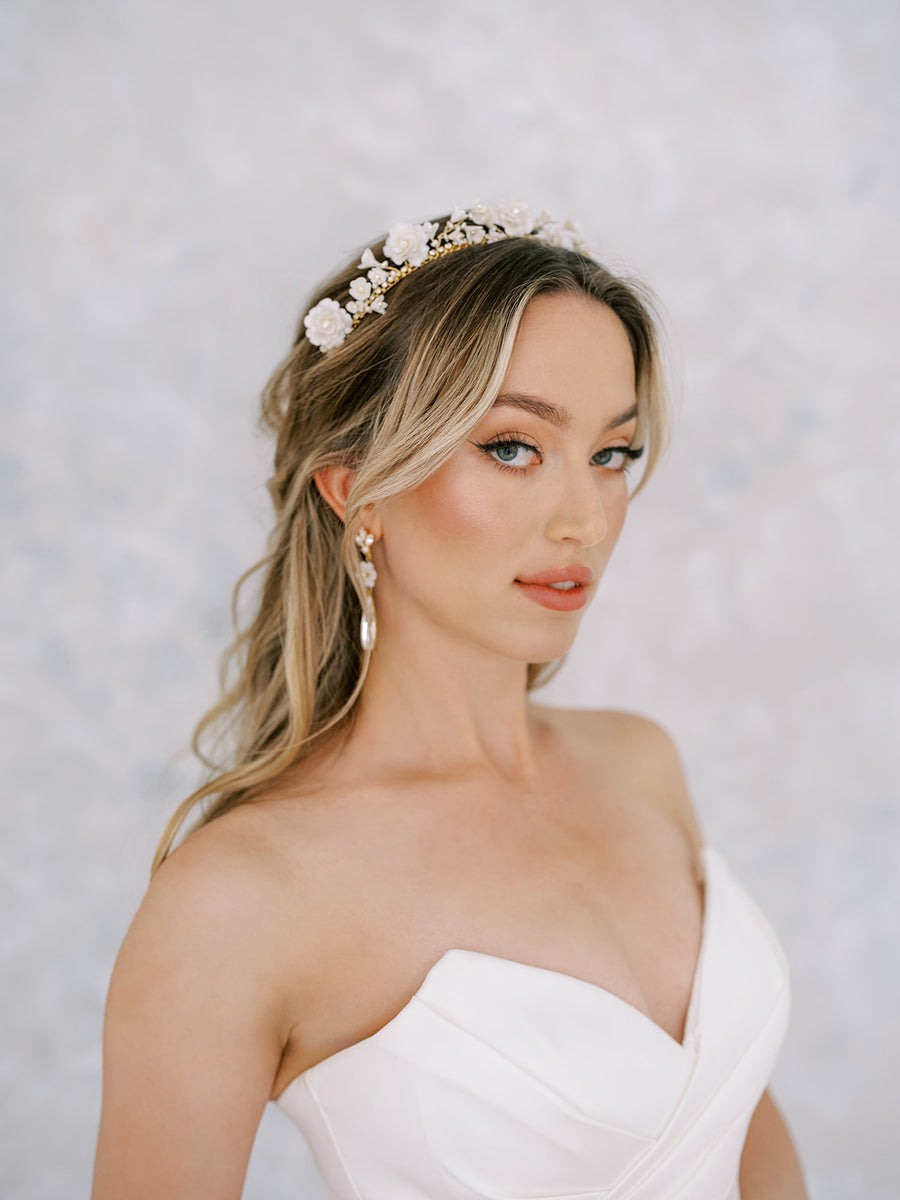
[{"x1": 277, "y1": 847, "x2": 789, "y2": 1199}]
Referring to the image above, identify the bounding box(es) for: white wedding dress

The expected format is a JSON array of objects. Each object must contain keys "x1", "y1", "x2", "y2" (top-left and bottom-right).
[{"x1": 276, "y1": 847, "x2": 789, "y2": 1199}]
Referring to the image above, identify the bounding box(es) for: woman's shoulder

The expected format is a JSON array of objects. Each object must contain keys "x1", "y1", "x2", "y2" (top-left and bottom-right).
[
  {"x1": 122, "y1": 817, "x2": 275, "y2": 964},
  {"x1": 149, "y1": 802, "x2": 297, "y2": 913},
  {"x1": 534, "y1": 704, "x2": 704, "y2": 854},
  {"x1": 114, "y1": 803, "x2": 328, "y2": 1023},
  {"x1": 96, "y1": 806, "x2": 326, "y2": 1195}
]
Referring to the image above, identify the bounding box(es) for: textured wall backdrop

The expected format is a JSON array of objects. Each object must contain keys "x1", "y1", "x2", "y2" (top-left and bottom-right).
[{"x1": 3, "y1": 1, "x2": 898, "y2": 1196}]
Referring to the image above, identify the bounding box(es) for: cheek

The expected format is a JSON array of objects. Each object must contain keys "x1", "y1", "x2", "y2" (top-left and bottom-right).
[
  {"x1": 406, "y1": 460, "x2": 517, "y2": 549},
  {"x1": 606, "y1": 484, "x2": 629, "y2": 542}
]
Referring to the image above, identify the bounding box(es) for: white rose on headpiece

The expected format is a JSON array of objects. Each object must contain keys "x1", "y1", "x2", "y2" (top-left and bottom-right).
[
  {"x1": 384, "y1": 222, "x2": 432, "y2": 267},
  {"x1": 495, "y1": 199, "x2": 533, "y2": 237},
  {"x1": 303, "y1": 298, "x2": 352, "y2": 350},
  {"x1": 539, "y1": 221, "x2": 577, "y2": 250},
  {"x1": 349, "y1": 277, "x2": 372, "y2": 301},
  {"x1": 468, "y1": 200, "x2": 493, "y2": 226}
]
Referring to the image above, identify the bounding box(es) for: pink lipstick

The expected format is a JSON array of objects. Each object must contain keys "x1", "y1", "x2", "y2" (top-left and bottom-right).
[{"x1": 514, "y1": 566, "x2": 593, "y2": 612}]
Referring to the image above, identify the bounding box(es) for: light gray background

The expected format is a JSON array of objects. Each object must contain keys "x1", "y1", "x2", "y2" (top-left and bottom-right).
[{"x1": 3, "y1": 1, "x2": 898, "y2": 1197}]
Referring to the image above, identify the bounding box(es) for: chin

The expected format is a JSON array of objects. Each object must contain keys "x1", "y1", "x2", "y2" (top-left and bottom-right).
[{"x1": 506, "y1": 626, "x2": 583, "y2": 667}]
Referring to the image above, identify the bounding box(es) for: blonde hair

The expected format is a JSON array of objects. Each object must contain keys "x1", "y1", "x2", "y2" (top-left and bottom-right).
[{"x1": 152, "y1": 224, "x2": 668, "y2": 872}]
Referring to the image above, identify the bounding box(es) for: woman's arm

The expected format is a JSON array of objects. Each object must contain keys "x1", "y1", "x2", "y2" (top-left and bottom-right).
[
  {"x1": 739, "y1": 1089, "x2": 808, "y2": 1199},
  {"x1": 91, "y1": 829, "x2": 295, "y2": 1200}
]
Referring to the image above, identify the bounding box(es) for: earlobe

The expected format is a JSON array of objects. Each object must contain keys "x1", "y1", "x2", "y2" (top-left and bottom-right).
[{"x1": 313, "y1": 465, "x2": 357, "y2": 523}]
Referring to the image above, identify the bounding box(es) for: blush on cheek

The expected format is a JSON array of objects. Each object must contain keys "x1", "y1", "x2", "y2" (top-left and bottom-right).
[{"x1": 414, "y1": 463, "x2": 510, "y2": 545}]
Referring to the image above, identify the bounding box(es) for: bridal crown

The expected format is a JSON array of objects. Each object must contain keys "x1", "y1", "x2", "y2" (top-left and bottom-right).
[{"x1": 302, "y1": 200, "x2": 589, "y2": 353}]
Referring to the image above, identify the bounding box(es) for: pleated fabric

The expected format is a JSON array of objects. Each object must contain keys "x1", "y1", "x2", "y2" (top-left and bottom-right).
[{"x1": 277, "y1": 847, "x2": 789, "y2": 1200}]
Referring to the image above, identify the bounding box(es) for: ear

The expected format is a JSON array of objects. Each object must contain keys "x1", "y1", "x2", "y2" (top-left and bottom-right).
[
  {"x1": 313, "y1": 465, "x2": 356, "y2": 522},
  {"x1": 313, "y1": 466, "x2": 381, "y2": 537}
]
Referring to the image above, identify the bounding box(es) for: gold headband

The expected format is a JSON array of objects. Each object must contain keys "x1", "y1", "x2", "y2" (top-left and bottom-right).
[{"x1": 302, "y1": 199, "x2": 588, "y2": 352}]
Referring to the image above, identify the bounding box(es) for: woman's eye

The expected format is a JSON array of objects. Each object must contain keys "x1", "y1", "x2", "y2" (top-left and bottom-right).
[
  {"x1": 593, "y1": 446, "x2": 636, "y2": 471},
  {"x1": 480, "y1": 440, "x2": 540, "y2": 468}
]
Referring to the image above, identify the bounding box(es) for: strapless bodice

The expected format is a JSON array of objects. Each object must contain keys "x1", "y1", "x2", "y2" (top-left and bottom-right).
[{"x1": 276, "y1": 847, "x2": 789, "y2": 1199}]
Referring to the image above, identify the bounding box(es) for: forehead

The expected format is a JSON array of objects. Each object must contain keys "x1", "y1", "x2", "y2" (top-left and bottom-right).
[{"x1": 501, "y1": 293, "x2": 636, "y2": 404}]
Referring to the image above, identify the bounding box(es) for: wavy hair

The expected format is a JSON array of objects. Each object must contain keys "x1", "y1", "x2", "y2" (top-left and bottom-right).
[{"x1": 152, "y1": 223, "x2": 669, "y2": 872}]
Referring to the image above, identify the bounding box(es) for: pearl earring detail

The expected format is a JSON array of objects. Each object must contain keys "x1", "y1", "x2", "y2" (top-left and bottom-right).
[{"x1": 354, "y1": 527, "x2": 377, "y2": 652}]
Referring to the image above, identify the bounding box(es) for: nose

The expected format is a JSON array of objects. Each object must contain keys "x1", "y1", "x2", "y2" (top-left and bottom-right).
[{"x1": 543, "y1": 466, "x2": 608, "y2": 547}]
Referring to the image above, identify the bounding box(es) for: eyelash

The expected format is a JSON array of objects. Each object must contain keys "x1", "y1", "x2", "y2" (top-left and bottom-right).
[{"x1": 475, "y1": 435, "x2": 645, "y2": 475}]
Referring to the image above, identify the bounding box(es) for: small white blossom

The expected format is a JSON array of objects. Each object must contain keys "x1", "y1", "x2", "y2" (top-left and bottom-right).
[
  {"x1": 349, "y1": 277, "x2": 372, "y2": 301},
  {"x1": 369, "y1": 295, "x2": 387, "y2": 314},
  {"x1": 384, "y1": 221, "x2": 431, "y2": 267},
  {"x1": 562, "y1": 217, "x2": 588, "y2": 251},
  {"x1": 450, "y1": 205, "x2": 468, "y2": 223},
  {"x1": 303, "y1": 298, "x2": 352, "y2": 350},
  {"x1": 358, "y1": 248, "x2": 381, "y2": 269},
  {"x1": 449, "y1": 227, "x2": 467, "y2": 245},
  {"x1": 495, "y1": 199, "x2": 533, "y2": 237},
  {"x1": 538, "y1": 221, "x2": 578, "y2": 250},
  {"x1": 360, "y1": 561, "x2": 377, "y2": 589},
  {"x1": 468, "y1": 200, "x2": 493, "y2": 225},
  {"x1": 368, "y1": 266, "x2": 390, "y2": 287},
  {"x1": 464, "y1": 224, "x2": 486, "y2": 244}
]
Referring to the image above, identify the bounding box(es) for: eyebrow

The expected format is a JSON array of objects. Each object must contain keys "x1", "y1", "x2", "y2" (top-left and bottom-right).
[{"x1": 492, "y1": 392, "x2": 639, "y2": 433}]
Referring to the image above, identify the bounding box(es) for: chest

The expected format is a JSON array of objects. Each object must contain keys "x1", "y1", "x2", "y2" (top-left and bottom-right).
[{"x1": 276, "y1": 781, "x2": 703, "y2": 1088}]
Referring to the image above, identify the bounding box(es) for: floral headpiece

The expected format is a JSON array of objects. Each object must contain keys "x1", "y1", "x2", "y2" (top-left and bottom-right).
[{"x1": 302, "y1": 199, "x2": 589, "y2": 352}]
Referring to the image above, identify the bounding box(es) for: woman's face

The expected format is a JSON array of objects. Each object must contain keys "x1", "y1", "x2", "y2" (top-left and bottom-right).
[{"x1": 372, "y1": 291, "x2": 640, "y2": 667}]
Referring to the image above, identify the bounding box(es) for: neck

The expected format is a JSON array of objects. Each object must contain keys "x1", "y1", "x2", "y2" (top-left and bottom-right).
[{"x1": 348, "y1": 623, "x2": 550, "y2": 786}]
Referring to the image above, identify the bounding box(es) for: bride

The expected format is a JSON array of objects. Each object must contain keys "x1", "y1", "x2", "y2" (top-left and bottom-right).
[{"x1": 92, "y1": 202, "x2": 807, "y2": 1198}]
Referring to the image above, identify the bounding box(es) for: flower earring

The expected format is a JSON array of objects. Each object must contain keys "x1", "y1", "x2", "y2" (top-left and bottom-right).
[{"x1": 354, "y1": 527, "x2": 377, "y2": 651}]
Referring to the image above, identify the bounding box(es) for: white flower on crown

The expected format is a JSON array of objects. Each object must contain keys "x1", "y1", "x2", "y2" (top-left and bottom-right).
[
  {"x1": 468, "y1": 200, "x2": 493, "y2": 225},
  {"x1": 349, "y1": 277, "x2": 373, "y2": 301},
  {"x1": 384, "y1": 222, "x2": 432, "y2": 267},
  {"x1": 539, "y1": 220, "x2": 581, "y2": 251},
  {"x1": 303, "y1": 298, "x2": 353, "y2": 351},
  {"x1": 495, "y1": 199, "x2": 533, "y2": 237},
  {"x1": 367, "y1": 266, "x2": 390, "y2": 287}
]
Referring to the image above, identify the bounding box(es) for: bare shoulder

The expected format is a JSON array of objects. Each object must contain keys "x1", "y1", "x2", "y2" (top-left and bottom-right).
[
  {"x1": 105, "y1": 808, "x2": 303, "y2": 1093},
  {"x1": 94, "y1": 807, "x2": 313, "y2": 1199},
  {"x1": 536, "y1": 704, "x2": 704, "y2": 855},
  {"x1": 118, "y1": 806, "x2": 298, "y2": 990}
]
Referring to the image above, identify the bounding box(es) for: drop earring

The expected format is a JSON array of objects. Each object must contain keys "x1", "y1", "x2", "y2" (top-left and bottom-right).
[{"x1": 354, "y1": 527, "x2": 377, "y2": 651}]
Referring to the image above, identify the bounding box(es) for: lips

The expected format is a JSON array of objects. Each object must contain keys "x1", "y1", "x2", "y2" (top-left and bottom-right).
[
  {"x1": 514, "y1": 565, "x2": 594, "y2": 612},
  {"x1": 515, "y1": 566, "x2": 594, "y2": 587}
]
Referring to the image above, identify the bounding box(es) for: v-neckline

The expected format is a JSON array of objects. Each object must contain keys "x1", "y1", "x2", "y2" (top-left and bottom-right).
[{"x1": 276, "y1": 847, "x2": 714, "y2": 1100}]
